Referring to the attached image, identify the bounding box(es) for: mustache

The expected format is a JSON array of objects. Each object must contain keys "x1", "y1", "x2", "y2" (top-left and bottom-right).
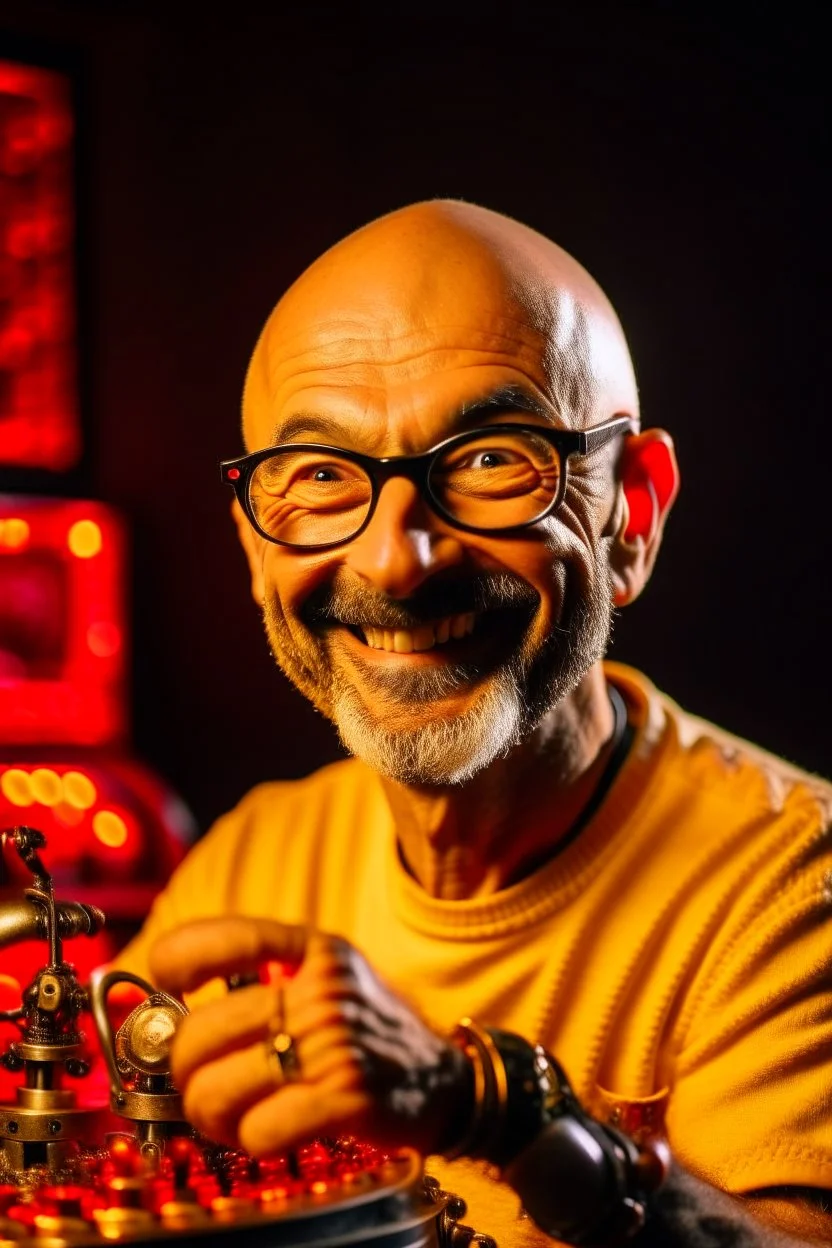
[{"x1": 303, "y1": 572, "x2": 538, "y2": 630}]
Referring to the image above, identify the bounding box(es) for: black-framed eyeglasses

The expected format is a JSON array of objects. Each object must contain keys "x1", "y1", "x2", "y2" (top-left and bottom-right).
[{"x1": 221, "y1": 416, "x2": 636, "y2": 550}]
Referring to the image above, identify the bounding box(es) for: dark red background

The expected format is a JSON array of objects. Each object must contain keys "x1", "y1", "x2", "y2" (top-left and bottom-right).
[{"x1": 1, "y1": 6, "x2": 828, "y2": 834}]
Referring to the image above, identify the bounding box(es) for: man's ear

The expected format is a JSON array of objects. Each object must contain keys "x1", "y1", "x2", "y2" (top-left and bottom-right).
[
  {"x1": 231, "y1": 498, "x2": 266, "y2": 605},
  {"x1": 609, "y1": 429, "x2": 679, "y2": 607}
]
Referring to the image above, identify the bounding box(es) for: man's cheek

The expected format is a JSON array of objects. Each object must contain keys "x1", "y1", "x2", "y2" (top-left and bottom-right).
[
  {"x1": 264, "y1": 592, "x2": 324, "y2": 683},
  {"x1": 520, "y1": 547, "x2": 568, "y2": 638},
  {"x1": 541, "y1": 523, "x2": 601, "y2": 601}
]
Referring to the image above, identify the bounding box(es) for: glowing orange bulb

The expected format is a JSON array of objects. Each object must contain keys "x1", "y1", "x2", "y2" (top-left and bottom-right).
[
  {"x1": 62, "y1": 771, "x2": 96, "y2": 810},
  {"x1": 92, "y1": 810, "x2": 128, "y2": 848},
  {"x1": 67, "y1": 519, "x2": 103, "y2": 558},
  {"x1": 0, "y1": 517, "x2": 30, "y2": 550},
  {"x1": 1, "y1": 768, "x2": 33, "y2": 807},
  {"x1": 30, "y1": 768, "x2": 62, "y2": 806}
]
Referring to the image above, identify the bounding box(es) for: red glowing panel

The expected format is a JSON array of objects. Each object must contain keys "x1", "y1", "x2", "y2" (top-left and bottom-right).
[
  {"x1": 0, "y1": 758, "x2": 191, "y2": 886},
  {"x1": 0, "y1": 60, "x2": 79, "y2": 470},
  {"x1": 0, "y1": 496, "x2": 126, "y2": 745},
  {"x1": 0, "y1": 755, "x2": 193, "y2": 952}
]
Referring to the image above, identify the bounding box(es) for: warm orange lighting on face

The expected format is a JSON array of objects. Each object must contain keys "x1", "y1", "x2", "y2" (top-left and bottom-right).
[
  {"x1": 62, "y1": 770, "x2": 96, "y2": 809},
  {"x1": 86, "y1": 620, "x2": 121, "y2": 658},
  {"x1": 0, "y1": 767, "x2": 33, "y2": 806},
  {"x1": 29, "y1": 767, "x2": 62, "y2": 806},
  {"x1": 0, "y1": 517, "x2": 30, "y2": 549},
  {"x1": 67, "y1": 519, "x2": 103, "y2": 558},
  {"x1": 92, "y1": 809, "x2": 128, "y2": 848}
]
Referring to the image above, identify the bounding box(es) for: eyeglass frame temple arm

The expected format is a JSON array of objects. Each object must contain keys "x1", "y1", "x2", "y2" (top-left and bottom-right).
[{"x1": 575, "y1": 416, "x2": 639, "y2": 456}]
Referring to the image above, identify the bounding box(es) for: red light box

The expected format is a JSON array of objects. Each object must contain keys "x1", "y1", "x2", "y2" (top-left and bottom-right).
[
  {"x1": 0, "y1": 496, "x2": 126, "y2": 745},
  {"x1": 0, "y1": 60, "x2": 80, "y2": 471}
]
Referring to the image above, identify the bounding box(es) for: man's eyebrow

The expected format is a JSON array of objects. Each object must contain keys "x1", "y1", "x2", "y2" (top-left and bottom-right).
[
  {"x1": 270, "y1": 385, "x2": 555, "y2": 447},
  {"x1": 270, "y1": 412, "x2": 348, "y2": 445},
  {"x1": 457, "y1": 385, "x2": 554, "y2": 426}
]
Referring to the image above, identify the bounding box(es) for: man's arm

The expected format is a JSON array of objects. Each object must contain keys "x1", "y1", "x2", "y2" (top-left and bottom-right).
[
  {"x1": 149, "y1": 916, "x2": 832, "y2": 1247},
  {"x1": 637, "y1": 1172, "x2": 831, "y2": 1246}
]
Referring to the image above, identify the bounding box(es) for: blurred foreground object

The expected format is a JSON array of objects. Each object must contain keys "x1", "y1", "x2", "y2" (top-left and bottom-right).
[{"x1": 0, "y1": 825, "x2": 494, "y2": 1246}]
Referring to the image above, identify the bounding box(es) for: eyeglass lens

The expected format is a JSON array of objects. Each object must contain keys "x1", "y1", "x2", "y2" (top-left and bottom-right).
[{"x1": 248, "y1": 429, "x2": 564, "y2": 546}]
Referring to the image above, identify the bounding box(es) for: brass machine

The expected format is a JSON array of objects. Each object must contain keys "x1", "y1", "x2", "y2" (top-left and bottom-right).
[{"x1": 0, "y1": 825, "x2": 494, "y2": 1246}]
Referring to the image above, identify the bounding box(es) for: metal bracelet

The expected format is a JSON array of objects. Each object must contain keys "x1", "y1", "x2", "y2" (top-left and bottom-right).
[
  {"x1": 447, "y1": 1021, "x2": 666, "y2": 1245},
  {"x1": 443, "y1": 1020, "x2": 492, "y2": 1161}
]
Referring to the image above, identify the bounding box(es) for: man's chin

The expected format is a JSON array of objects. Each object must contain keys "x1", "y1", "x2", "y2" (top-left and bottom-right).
[{"x1": 329, "y1": 668, "x2": 525, "y2": 787}]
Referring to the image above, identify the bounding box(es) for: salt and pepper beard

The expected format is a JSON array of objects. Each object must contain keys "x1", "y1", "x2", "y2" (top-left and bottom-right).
[{"x1": 262, "y1": 561, "x2": 614, "y2": 788}]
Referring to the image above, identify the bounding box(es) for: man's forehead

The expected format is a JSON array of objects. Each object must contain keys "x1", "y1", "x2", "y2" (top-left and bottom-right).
[
  {"x1": 258, "y1": 311, "x2": 556, "y2": 405},
  {"x1": 242, "y1": 201, "x2": 638, "y2": 446},
  {"x1": 247, "y1": 319, "x2": 564, "y2": 454}
]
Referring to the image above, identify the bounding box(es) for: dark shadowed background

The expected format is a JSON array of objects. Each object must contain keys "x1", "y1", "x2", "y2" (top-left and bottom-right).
[{"x1": 1, "y1": 4, "x2": 829, "y2": 834}]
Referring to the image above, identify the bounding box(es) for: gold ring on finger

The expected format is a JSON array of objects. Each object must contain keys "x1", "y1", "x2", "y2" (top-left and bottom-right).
[
  {"x1": 265, "y1": 1028, "x2": 301, "y2": 1085},
  {"x1": 265, "y1": 986, "x2": 300, "y2": 1085}
]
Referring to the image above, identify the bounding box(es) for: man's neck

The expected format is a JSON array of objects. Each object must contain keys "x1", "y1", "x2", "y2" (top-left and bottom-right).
[{"x1": 381, "y1": 664, "x2": 619, "y2": 900}]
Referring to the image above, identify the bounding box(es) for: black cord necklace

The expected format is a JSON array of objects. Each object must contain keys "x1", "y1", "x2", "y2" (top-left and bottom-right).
[
  {"x1": 570, "y1": 683, "x2": 633, "y2": 833},
  {"x1": 532, "y1": 683, "x2": 633, "y2": 869}
]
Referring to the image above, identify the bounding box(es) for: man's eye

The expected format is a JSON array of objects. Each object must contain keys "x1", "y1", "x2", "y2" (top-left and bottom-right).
[
  {"x1": 256, "y1": 454, "x2": 365, "y2": 495},
  {"x1": 294, "y1": 461, "x2": 356, "y2": 484},
  {"x1": 462, "y1": 449, "x2": 522, "y2": 469}
]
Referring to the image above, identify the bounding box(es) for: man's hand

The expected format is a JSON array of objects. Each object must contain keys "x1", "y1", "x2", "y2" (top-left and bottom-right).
[{"x1": 149, "y1": 916, "x2": 469, "y2": 1158}]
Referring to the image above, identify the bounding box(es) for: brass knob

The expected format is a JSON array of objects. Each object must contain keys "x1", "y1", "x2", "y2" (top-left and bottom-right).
[
  {"x1": 37, "y1": 973, "x2": 62, "y2": 1012},
  {"x1": 116, "y1": 998, "x2": 185, "y2": 1077}
]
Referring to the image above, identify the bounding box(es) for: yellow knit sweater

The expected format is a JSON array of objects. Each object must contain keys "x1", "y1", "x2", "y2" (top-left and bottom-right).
[{"x1": 117, "y1": 665, "x2": 832, "y2": 1245}]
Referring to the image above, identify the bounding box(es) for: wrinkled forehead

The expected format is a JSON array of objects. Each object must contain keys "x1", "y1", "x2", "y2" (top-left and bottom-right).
[{"x1": 242, "y1": 204, "x2": 638, "y2": 449}]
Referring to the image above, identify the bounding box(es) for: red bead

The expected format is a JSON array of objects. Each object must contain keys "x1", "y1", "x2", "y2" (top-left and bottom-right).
[
  {"x1": 143, "y1": 1176, "x2": 174, "y2": 1216},
  {"x1": 193, "y1": 1176, "x2": 221, "y2": 1208},
  {"x1": 257, "y1": 1155, "x2": 291, "y2": 1181},
  {"x1": 107, "y1": 1135, "x2": 142, "y2": 1177},
  {"x1": 6, "y1": 1201, "x2": 36, "y2": 1227},
  {"x1": 0, "y1": 1185, "x2": 19, "y2": 1214},
  {"x1": 39, "y1": 1184, "x2": 86, "y2": 1216}
]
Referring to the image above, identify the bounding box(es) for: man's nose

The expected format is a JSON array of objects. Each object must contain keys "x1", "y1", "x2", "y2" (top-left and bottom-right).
[{"x1": 344, "y1": 478, "x2": 465, "y2": 598}]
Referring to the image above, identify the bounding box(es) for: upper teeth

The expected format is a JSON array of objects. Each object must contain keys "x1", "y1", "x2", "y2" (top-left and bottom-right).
[{"x1": 362, "y1": 613, "x2": 476, "y2": 653}]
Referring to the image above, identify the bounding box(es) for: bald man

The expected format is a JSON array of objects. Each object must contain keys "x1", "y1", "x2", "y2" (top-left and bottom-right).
[{"x1": 118, "y1": 203, "x2": 832, "y2": 1246}]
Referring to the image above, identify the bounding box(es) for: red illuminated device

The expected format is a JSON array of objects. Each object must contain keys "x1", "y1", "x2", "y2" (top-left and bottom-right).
[
  {"x1": 0, "y1": 59, "x2": 195, "y2": 1055},
  {"x1": 0, "y1": 495, "x2": 125, "y2": 745},
  {"x1": 0, "y1": 60, "x2": 79, "y2": 470},
  {"x1": 0, "y1": 495, "x2": 193, "y2": 1055}
]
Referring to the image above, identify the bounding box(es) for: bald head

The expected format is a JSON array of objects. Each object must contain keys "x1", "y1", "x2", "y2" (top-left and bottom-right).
[{"x1": 242, "y1": 200, "x2": 638, "y2": 449}]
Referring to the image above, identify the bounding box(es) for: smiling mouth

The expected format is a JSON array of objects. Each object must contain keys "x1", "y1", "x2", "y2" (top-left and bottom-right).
[{"x1": 358, "y1": 612, "x2": 476, "y2": 654}]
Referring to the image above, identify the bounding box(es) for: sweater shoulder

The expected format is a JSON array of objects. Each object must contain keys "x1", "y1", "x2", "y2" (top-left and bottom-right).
[{"x1": 607, "y1": 662, "x2": 832, "y2": 832}]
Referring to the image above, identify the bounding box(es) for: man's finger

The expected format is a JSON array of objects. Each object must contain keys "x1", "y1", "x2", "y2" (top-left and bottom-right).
[
  {"x1": 238, "y1": 1082, "x2": 371, "y2": 1158},
  {"x1": 169, "y1": 982, "x2": 278, "y2": 1086},
  {"x1": 183, "y1": 1040, "x2": 276, "y2": 1146},
  {"x1": 149, "y1": 916, "x2": 313, "y2": 994}
]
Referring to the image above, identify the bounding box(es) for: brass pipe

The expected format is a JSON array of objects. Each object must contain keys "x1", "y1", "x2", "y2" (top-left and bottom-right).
[
  {"x1": 0, "y1": 899, "x2": 105, "y2": 950},
  {"x1": 0, "y1": 898, "x2": 46, "y2": 946}
]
